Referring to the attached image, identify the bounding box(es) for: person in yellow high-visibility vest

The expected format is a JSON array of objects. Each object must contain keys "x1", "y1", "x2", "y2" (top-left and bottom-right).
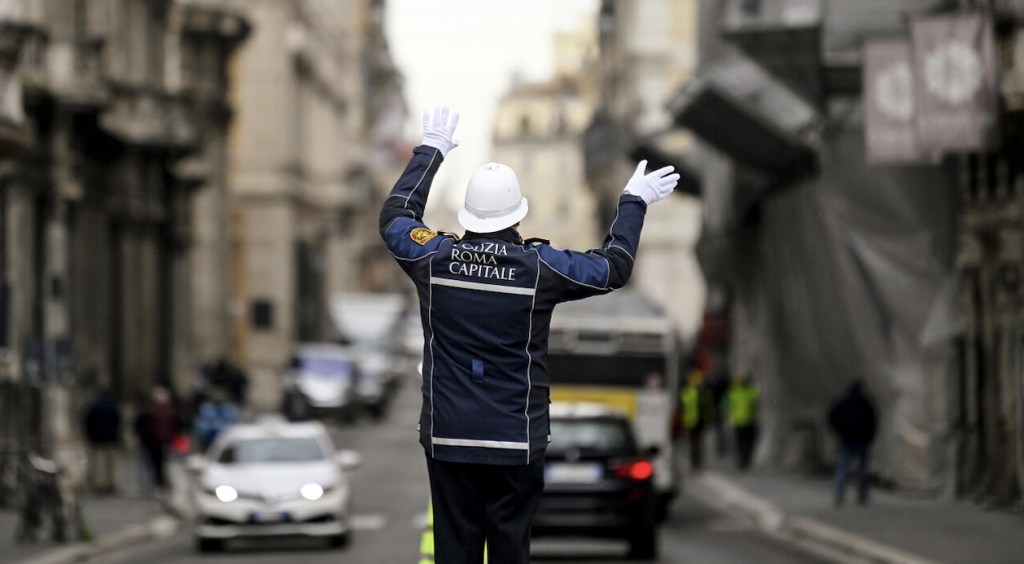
[
  {"x1": 420, "y1": 501, "x2": 487, "y2": 564},
  {"x1": 680, "y1": 370, "x2": 715, "y2": 471},
  {"x1": 727, "y1": 372, "x2": 759, "y2": 470}
]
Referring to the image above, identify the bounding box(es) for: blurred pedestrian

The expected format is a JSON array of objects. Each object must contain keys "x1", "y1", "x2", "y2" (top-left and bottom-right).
[
  {"x1": 727, "y1": 372, "x2": 759, "y2": 470},
  {"x1": 680, "y1": 370, "x2": 715, "y2": 471},
  {"x1": 827, "y1": 379, "x2": 878, "y2": 507},
  {"x1": 133, "y1": 386, "x2": 181, "y2": 492},
  {"x1": 193, "y1": 386, "x2": 239, "y2": 452},
  {"x1": 83, "y1": 389, "x2": 121, "y2": 495},
  {"x1": 707, "y1": 369, "x2": 730, "y2": 457},
  {"x1": 380, "y1": 105, "x2": 679, "y2": 564},
  {"x1": 211, "y1": 357, "x2": 248, "y2": 406}
]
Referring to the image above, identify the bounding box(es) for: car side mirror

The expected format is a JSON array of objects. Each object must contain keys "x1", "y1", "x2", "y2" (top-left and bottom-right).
[
  {"x1": 185, "y1": 454, "x2": 207, "y2": 475},
  {"x1": 335, "y1": 449, "x2": 362, "y2": 470}
]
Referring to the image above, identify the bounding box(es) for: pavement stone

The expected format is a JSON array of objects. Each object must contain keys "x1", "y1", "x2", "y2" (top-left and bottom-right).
[
  {"x1": 0, "y1": 450, "x2": 187, "y2": 564},
  {"x1": 692, "y1": 464, "x2": 1024, "y2": 564}
]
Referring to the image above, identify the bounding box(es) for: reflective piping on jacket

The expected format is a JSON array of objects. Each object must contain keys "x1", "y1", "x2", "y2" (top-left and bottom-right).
[
  {"x1": 524, "y1": 257, "x2": 540, "y2": 464},
  {"x1": 432, "y1": 437, "x2": 530, "y2": 450},
  {"x1": 427, "y1": 256, "x2": 437, "y2": 459},
  {"x1": 429, "y1": 276, "x2": 536, "y2": 296}
]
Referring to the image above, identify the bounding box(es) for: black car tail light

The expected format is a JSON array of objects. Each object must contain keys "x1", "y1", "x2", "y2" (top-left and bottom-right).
[{"x1": 612, "y1": 459, "x2": 653, "y2": 481}]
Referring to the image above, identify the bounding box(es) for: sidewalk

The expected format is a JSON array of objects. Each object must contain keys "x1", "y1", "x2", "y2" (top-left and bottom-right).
[
  {"x1": 690, "y1": 461, "x2": 1024, "y2": 564},
  {"x1": 0, "y1": 452, "x2": 188, "y2": 564}
]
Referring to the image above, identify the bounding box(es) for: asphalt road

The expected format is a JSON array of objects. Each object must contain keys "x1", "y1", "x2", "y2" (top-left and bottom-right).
[{"x1": 95, "y1": 378, "x2": 826, "y2": 564}]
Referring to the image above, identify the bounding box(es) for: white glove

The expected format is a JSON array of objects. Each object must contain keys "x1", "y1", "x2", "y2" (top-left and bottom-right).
[
  {"x1": 623, "y1": 160, "x2": 680, "y2": 205},
  {"x1": 421, "y1": 105, "x2": 460, "y2": 157}
]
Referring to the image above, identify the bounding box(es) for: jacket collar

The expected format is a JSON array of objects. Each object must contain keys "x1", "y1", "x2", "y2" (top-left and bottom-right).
[{"x1": 462, "y1": 227, "x2": 523, "y2": 244}]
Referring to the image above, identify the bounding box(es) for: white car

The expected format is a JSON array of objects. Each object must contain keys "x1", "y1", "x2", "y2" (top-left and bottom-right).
[{"x1": 187, "y1": 418, "x2": 361, "y2": 552}]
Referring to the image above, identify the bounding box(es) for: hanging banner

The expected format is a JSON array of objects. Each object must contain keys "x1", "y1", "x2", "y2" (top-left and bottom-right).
[
  {"x1": 910, "y1": 13, "x2": 999, "y2": 155},
  {"x1": 863, "y1": 39, "x2": 922, "y2": 164}
]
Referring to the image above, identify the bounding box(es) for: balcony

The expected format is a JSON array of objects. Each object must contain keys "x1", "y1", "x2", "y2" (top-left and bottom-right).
[
  {"x1": 99, "y1": 83, "x2": 198, "y2": 151},
  {"x1": 0, "y1": 15, "x2": 35, "y2": 157},
  {"x1": 46, "y1": 38, "x2": 109, "y2": 110}
]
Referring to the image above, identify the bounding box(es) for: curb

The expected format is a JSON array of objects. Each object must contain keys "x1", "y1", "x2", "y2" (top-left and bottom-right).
[
  {"x1": 20, "y1": 514, "x2": 182, "y2": 564},
  {"x1": 691, "y1": 472, "x2": 942, "y2": 564}
]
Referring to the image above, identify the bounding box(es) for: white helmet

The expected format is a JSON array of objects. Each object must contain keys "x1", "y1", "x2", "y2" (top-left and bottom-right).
[{"x1": 458, "y1": 162, "x2": 529, "y2": 233}]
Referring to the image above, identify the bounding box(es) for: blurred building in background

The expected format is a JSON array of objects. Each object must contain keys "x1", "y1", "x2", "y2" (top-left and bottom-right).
[
  {"x1": 0, "y1": 0, "x2": 248, "y2": 468},
  {"x1": 671, "y1": 0, "x2": 1024, "y2": 505},
  {"x1": 583, "y1": 0, "x2": 707, "y2": 344},
  {"x1": 209, "y1": 0, "x2": 406, "y2": 410},
  {"x1": 492, "y1": 19, "x2": 599, "y2": 251},
  {"x1": 0, "y1": 0, "x2": 407, "y2": 460}
]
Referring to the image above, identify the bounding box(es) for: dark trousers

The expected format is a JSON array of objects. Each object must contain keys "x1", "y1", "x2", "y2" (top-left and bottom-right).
[
  {"x1": 734, "y1": 425, "x2": 757, "y2": 470},
  {"x1": 835, "y1": 442, "x2": 870, "y2": 504},
  {"x1": 425, "y1": 454, "x2": 545, "y2": 564},
  {"x1": 142, "y1": 441, "x2": 166, "y2": 488},
  {"x1": 687, "y1": 426, "x2": 705, "y2": 470}
]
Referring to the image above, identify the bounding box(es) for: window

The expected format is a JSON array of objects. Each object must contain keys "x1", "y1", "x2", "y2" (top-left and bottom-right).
[
  {"x1": 251, "y1": 299, "x2": 274, "y2": 330},
  {"x1": 218, "y1": 437, "x2": 326, "y2": 464},
  {"x1": 548, "y1": 418, "x2": 635, "y2": 455},
  {"x1": 519, "y1": 114, "x2": 531, "y2": 136}
]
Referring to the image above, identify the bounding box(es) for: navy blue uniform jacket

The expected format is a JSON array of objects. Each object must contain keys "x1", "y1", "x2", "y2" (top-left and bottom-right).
[{"x1": 380, "y1": 145, "x2": 648, "y2": 465}]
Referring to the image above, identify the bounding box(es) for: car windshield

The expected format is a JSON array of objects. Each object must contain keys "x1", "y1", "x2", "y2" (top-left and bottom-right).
[
  {"x1": 548, "y1": 418, "x2": 635, "y2": 455},
  {"x1": 218, "y1": 437, "x2": 326, "y2": 464}
]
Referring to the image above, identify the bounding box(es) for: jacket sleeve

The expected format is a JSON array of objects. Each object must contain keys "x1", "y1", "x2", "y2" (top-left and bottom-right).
[
  {"x1": 379, "y1": 145, "x2": 447, "y2": 261},
  {"x1": 537, "y1": 194, "x2": 647, "y2": 301}
]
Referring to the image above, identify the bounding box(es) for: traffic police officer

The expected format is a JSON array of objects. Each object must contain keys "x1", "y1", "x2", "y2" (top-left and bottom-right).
[{"x1": 380, "y1": 105, "x2": 680, "y2": 564}]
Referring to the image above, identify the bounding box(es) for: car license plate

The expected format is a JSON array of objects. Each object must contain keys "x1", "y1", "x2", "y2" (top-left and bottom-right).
[
  {"x1": 250, "y1": 511, "x2": 287, "y2": 523},
  {"x1": 545, "y1": 463, "x2": 602, "y2": 484}
]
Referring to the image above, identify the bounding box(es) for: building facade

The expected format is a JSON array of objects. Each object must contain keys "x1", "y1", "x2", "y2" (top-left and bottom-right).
[
  {"x1": 212, "y1": 0, "x2": 406, "y2": 409},
  {"x1": 671, "y1": 0, "x2": 1024, "y2": 504},
  {"x1": 0, "y1": 0, "x2": 247, "y2": 470},
  {"x1": 492, "y1": 22, "x2": 599, "y2": 251}
]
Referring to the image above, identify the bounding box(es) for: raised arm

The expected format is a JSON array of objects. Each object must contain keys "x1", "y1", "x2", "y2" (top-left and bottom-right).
[
  {"x1": 538, "y1": 160, "x2": 680, "y2": 300},
  {"x1": 379, "y1": 106, "x2": 460, "y2": 253}
]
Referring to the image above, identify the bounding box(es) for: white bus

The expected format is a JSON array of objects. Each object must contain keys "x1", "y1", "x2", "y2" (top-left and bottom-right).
[{"x1": 547, "y1": 290, "x2": 683, "y2": 519}]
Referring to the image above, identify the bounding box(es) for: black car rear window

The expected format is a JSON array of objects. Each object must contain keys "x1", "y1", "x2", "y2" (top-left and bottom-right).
[{"x1": 548, "y1": 418, "x2": 636, "y2": 455}]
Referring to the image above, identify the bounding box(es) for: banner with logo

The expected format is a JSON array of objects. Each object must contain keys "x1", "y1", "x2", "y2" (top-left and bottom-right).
[
  {"x1": 863, "y1": 39, "x2": 922, "y2": 163},
  {"x1": 910, "y1": 13, "x2": 999, "y2": 154}
]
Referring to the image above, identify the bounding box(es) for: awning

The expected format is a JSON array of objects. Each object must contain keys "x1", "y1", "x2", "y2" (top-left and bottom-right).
[
  {"x1": 720, "y1": 0, "x2": 940, "y2": 105},
  {"x1": 721, "y1": 0, "x2": 824, "y2": 105},
  {"x1": 667, "y1": 59, "x2": 817, "y2": 179}
]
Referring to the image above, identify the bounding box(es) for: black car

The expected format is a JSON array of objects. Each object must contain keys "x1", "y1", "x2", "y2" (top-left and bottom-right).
[{"x1": 533, "y1": 402, "x2": 659, "y2": 560}]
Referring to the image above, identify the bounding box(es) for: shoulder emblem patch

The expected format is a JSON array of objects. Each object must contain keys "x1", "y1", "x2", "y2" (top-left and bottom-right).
[{"x1": 410, "y1": 228, "x2": 438, "y2": 245}]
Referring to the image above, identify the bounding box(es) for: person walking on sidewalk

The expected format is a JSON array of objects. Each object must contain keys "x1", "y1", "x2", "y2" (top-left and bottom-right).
[
  {"x1": 727, "y1": 372, "x2": 759, "y2": 471},
  {"x1": 827, "y1": 379, "x2": 878, "y2": 507},
  {"x1": 380, "y1": 105, "x2": 680, "y2": 564},
  {"x1": 680, "y1": 369, "x2": 715, "y2": 471},
  {"x1": 133, "y1": 386, "x2": 181, "y2": 493},
  {"x1": 83, "y1": 388, "x2": 122, "y2": 495}
]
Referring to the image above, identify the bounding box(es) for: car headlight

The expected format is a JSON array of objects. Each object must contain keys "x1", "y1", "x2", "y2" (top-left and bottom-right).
[
  {"x1": 300, "y1": 483, "x2": 324, "y2": 501},
  {"x1": 215, "y1": 485, "x2": 238, "y2": 503}
]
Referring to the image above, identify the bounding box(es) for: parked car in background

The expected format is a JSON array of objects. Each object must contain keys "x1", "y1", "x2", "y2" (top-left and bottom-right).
[
  {"x1": 281, "y1": 343, "x2": 359, "y2": 421},
  {"x1": 187, "y1": 417, "x2": 362, "y2": 552},
  {"x1": 533, "y1": 402, "x2": 660, "y2": 560}
]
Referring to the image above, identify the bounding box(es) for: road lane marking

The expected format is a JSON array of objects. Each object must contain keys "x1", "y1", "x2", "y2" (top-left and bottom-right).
[{"x1": 352, "y1": 513, "x2": 388, "y2": 530}]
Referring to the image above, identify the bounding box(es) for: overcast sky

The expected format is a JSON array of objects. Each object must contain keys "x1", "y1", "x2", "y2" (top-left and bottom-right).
[{"x1": 385, "y1": 0, "x2": 599, "y2": 211}]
